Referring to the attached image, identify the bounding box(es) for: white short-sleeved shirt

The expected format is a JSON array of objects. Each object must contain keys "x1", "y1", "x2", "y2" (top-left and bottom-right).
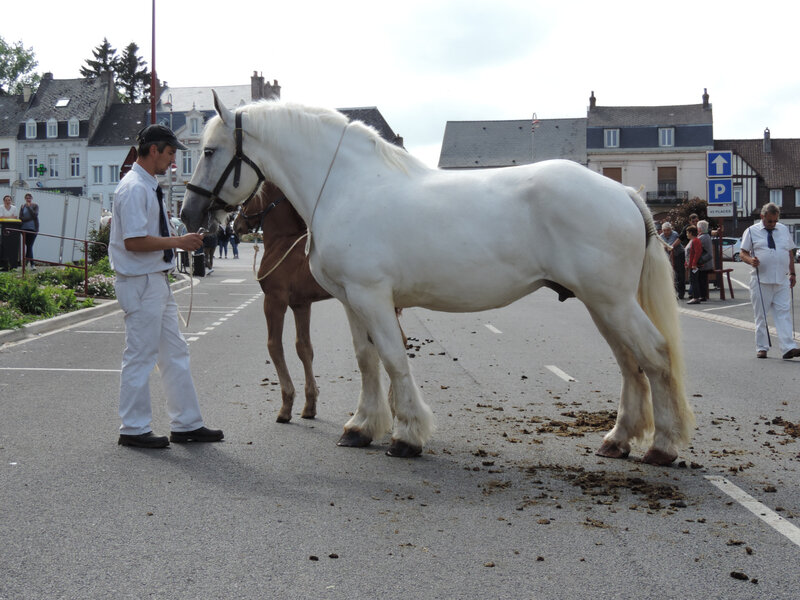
[
  {"x1": 0, "y1": 204, "x2": 17, "y2": 218},
  {"x1": 109, "y1": 162, "x2": 174, "y2": 276},
  {"x1": 741, "y1": 221, "x2": 795, "y2": 285}
]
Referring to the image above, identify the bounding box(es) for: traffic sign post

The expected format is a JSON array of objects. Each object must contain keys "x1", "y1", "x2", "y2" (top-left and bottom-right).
[
  {"x1": 707, "y1": 151, "x2": 732, "y2": 178},
  {"x1": 707, "y1": 178, "x2": 732, "y2": 204}
]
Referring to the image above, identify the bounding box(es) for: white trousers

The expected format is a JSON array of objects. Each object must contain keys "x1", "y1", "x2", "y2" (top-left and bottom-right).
[
  {"x1": 749, "y1": 278, "x2": 798, "y2": 354},
  {"x1": 116, "y1": 272, "x2": 204, "y2": 435}
]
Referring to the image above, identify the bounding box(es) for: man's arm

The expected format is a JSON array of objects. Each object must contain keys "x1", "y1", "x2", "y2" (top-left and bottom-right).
[{"x1": 124, "y1": 233, "x2": 204, "y2": 253}]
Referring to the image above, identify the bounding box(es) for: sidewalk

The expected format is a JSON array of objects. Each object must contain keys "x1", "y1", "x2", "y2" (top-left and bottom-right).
[{"x1": 0, "y1": 243, "x2": 260, "y2": 347}]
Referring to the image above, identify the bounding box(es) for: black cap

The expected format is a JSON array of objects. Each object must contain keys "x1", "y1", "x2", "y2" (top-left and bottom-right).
[{"x1": 136, "y1": 124, "x2": 187, "y2": 150}]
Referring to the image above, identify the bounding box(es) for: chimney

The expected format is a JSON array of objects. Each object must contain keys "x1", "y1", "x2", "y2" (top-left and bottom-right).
[
  {"x1": 702, "y1": 88, "x2": 710, "y2": 109},
  {"x1": 764, "y1": 127, "x2": 771, "y2": 153},
  {"x1": 43, "y1": 72, "x2": 53, "y2": 81},
  {"x1": 589, "y1": 91, "x2": 596, "y2": 111},
  {"x1": 22, "y1": 84, "x2": 31, "y2": 102},
  {"x1": 251, "y1": 70, "x2": 265, "y2": 100}
]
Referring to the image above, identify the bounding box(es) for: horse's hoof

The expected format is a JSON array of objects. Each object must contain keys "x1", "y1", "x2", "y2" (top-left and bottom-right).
[
  {"x1": 386, "y1": 439, "x2": 422, "y2": 458},
  {"x1": 642, "y1": 447, "x2": 677, "y2": 466},
  {"x1": 596, "y1": 440, "x2": 630, "y2": 459},
  {"x1": 337, "y1": 429, "x2": 372, "y2": 448},
  {"x1": 276, "y1": 414, "x2": 291, "y2": 424},
  {"x1": 300, "y1": 413, "x2": 316, "y2": 420}
]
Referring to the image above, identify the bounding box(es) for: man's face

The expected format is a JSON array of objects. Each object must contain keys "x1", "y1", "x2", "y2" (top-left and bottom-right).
[
  {"x1": 153, "y1": 146, "x2": 177, "y2": 176},
  {"x1": 3, "y1": 196, "x2": 10, "y2": 207},
  {"x1": 762, "y1": 213, "x2": 779, "y2": 230}
]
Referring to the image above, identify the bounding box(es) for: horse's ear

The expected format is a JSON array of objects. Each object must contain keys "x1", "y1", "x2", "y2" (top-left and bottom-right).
[{"x1": 212, "y1": 89, "x2": 235, "y2": 126}]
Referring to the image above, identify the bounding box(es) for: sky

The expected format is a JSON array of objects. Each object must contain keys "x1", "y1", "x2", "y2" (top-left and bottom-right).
[{"x1": 3, "y1": 0, "x2": 799, "y2": 167}]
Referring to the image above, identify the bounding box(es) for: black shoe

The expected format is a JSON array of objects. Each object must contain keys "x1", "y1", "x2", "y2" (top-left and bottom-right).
[
  {"x1": 170, "y1": 426, "x2": 224, "y2": 443},
  {"x1": 782, "y1": 348, "x2": 800, "y2": 360},
  {"x1": 118, "y1": 431, "x2": 169, "y2": 448}
]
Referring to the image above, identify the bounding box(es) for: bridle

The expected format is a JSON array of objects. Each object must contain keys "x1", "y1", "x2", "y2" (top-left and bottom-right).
[
  {"x1": 186, "y1": 111, "x2": 266, "y2": 216},
  {"x1": 239, "y1": 195, "x2": 285, "y2": 233}
]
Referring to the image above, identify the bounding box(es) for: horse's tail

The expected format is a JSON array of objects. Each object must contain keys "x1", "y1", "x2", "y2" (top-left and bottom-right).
[{"x1": 628, "y1": 188, "x2": 695, "y2": 447}]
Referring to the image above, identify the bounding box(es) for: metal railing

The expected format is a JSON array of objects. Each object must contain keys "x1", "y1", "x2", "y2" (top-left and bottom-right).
[
  {"x1": 645, "y1": 190, "x2": 689, "y2": 204},
  {"x1": 1, "y1": 227, "x2": 107, "y2": 297}
]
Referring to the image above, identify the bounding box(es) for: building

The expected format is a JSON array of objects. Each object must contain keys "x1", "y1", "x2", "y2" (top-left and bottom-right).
[
  {"x1": 17, "y1": 72, "x2": 116, "y2": 196},
  {"x1": 716, "y1": 129, "x2": 800, "y2": 240},
  {"x1": 0, "y1": 93, "x2": 28, "y2": 188},
  {"x1": 586, "y1": 90, "x2": 713, "y2": 218},
  {"x1": 438, "y1": 117, "x2": 585, "y2": 169}
]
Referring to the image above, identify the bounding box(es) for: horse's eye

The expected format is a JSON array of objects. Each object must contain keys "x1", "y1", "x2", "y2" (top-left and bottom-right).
[{"x1": 204, "y1": 148, "x2": 215, "y2": 158}]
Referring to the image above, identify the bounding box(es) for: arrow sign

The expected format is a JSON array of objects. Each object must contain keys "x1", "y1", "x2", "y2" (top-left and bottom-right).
[{"x1": 707, "y1": 151, "x2": 732, "y2": 178}]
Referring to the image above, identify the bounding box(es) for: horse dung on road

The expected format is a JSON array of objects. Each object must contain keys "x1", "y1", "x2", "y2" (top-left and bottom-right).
[{"x1": 181, "y1": 92, "x2": 694, "y2": 465}]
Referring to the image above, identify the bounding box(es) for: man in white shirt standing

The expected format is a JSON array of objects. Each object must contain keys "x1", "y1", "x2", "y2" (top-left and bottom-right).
[
  {"x1": 110, "y1": 124, "x2": 224, "y2": 448},
  {"x1": 740, "y1": 202, "x2": 800, "y2": 360},
  {"x1": 0, "y1": 195, "x2": 16, "y2": 218}
]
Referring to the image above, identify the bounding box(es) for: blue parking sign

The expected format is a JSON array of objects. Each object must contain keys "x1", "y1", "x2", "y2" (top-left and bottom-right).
[
  {"x1": 707, "y1": 178, "x2": 732, "y2": 204},
  {"x1": 707, "y1": 151, "x2": 732, "y2": 177}
]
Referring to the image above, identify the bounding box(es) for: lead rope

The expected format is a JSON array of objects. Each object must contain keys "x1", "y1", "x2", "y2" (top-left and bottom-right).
[
  {"x1": 255, "y1": 233, "x2": 309, "y2": 282},
  {"x1": 306, "y1": 124, "x2": 348, "y2": 255}
]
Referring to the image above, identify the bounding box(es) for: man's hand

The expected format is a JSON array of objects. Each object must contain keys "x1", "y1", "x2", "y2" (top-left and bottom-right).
[{"x1": 175, "y1": 233, "x2": 204, "y2": 252}]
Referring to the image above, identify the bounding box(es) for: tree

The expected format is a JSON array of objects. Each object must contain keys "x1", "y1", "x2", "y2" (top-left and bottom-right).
[
  {"x1": 116, "y1": 42, "x2": 150, "y2": 103},
  {"x1": 0, "y1": 36, "x2": 39, "y2": 95},
  {"x1": 665, "y1": 197, "x2": 720, "y2": 235},
  {"x1": 80, "y1": 38, "x2": 120, "y2": 79}
]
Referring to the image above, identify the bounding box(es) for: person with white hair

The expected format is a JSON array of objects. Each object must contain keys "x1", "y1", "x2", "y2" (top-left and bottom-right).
[
  {"x1": 659, "y1": 221, "x2": 685, "y2": 299},
  {"x1": 740, "y1": 202, "x2": 800, "y2": 359}
]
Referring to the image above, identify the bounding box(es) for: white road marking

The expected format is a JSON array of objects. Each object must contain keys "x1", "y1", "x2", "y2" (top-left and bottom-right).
[
  {"x1": 0, "y1": 367, "x2": 120, "y2": 373},
  {"x1": 221, "y1": 279, "x2": 246, "y2": 283},
  {"x1": 484, "y1": 323, "x2": 503, "y2": 334},
  {"x1": 705, "y1": 476, "x2": 800, "y2": 548},
  {"x1": 545, "y1": 365, "x2": 576, "y2": 382},
  {"x1": 702, "y1": 302, "x2": 751, "y2": 312},
  {"x1": 187, "y1": 337, "x2": 200, "y2": 342}
]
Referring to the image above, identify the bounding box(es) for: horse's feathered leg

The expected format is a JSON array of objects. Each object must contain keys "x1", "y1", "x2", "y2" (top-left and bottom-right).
[
  {"x1": 263, "y1": 295, "x2": 295, "y2": 423},
  {"x1": 337, "y1": 305, "x2": 393, "y2": 448},
  {"x1": 341, "y1": 288, "x2": 435, "y2": 457},
  {"x1": 588, "y1": 303, "x2": 654, "y2": 459},
  {"x1": 291, "y1": 303, "x2": 318, "y2": 419}
]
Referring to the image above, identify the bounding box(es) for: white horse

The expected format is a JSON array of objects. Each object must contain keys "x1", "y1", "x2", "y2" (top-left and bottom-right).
[{"x1": 181, "y1": 92, "x2": 694, "y2": 465}]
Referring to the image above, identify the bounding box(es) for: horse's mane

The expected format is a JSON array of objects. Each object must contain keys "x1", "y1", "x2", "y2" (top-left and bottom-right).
[{"x1": 235, "y1": 100, "x2": 430, "y2": 176}]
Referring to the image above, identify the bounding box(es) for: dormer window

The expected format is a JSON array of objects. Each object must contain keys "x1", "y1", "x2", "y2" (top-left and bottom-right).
[
  {"x1": 47, "y1": 118, "x2": 58, "y2": 138},
  {"x1": 55, "y1": 98, "x2": 70, "y2": 108},
  {"x1": 604, "y1": 129, "x2": 619, "y2": 148},
  {"x1": 68, "y1": 118, "x2": 80, "y2": 137},
  {"x1": 190, "y1": 117, "x2": 200, "y2": 135},
  {"x1": 659, "y1": 127, "x2": 674, "y2": 147},
  {"x1": 25, "y1": 119, "x2": 37, "y2": 139}
]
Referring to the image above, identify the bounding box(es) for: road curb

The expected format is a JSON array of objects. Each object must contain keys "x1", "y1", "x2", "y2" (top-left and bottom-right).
[{"x1": 0, "y1": 274, "x2": 194, "y2": 347}]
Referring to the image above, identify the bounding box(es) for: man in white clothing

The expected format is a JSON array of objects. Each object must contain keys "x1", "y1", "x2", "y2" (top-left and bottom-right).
[
  {"x1": 110, "y1": 124, "x2": 224, "y2": 448},
  {"x1": 740, "y1": 202, "x2": 800, "y2": 360}
]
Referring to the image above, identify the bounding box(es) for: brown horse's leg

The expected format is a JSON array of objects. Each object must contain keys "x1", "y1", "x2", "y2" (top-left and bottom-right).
[
  {"x1": 292, "y1": 303, "x2": 318, "y2": 419},
  {"x1": 264, "y1": 296, "x2": 295, "y2": 423}
]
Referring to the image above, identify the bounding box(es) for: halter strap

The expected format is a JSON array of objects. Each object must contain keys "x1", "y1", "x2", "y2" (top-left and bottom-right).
[{"x1": 186, "y1": 111, "x2": 266, "y2": 211}]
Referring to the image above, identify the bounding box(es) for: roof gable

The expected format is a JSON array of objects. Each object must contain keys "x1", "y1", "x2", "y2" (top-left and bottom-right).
[
  {"x1": 716, "y1": 137, "x2": 800, "y2": 188},
  {"x1": 25, "y1": 76, "x2": 111, "y2": 122}
]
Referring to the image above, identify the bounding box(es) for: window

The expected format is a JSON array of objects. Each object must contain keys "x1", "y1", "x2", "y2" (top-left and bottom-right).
[
  {"x1": 734, "y1": 185, "x2": 743, "y2": 215},
  {"x1": 55, "y1": 97, "x2": 70, "y2": 108},
  {"x1": 0, "y1": 149, "x2": 9, "y2": 170},
  {"x1": 27, "y1": 157, "x2": 38, "y2": 178},
  {"x1": 68, "y1": 118, "x2": 80, "y2": 137},
  {"x1": 658, "y1": 128, "x2": 674, "y2": 147},
  {"x1": 604, "y1": 129, "x2": 619, "y2": 148},
  {"x1": 49, "y1": 155, "x2": 59, "y2": 177},
  {"x1": 181, "y1": 150, "x2": 193, "y2": 175},
  {"x1": 109, "y1": 194, "x2": 114, "y2": 211},
  {"x1": 47, "y1": 118, "x2": 58, "y2": 138},
  {"x1": 109, "y1": 165, "x2": 120, "y2": 184},
  {"x1": 70, "y1": 154, "x2": 80, "y2": 177},
  {"x1": 770, "y1": 189, "x2": 782, "y2": 207},
  {"x1": 796, "y1": 189, "x2": 800, "y2": 209},
  {"x1": 93, "y1": 165, "x2": 103, "y2": 184},
  {"x1": 657, "y1": 166, "x2": 677, "y2": 196},
  {"x1": 26, "y1": 119, "x2": 37, "y2": 139},
  {"x1": 602, "y1": 167, "x2": 622, "y2": 183},
  {"x1": 190, "y1": 118, "x2": 200, "y2": 135}
]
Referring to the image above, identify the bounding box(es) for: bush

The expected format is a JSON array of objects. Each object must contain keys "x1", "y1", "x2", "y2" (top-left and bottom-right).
[
  {"x1": 85, "y1": 274, "x2": 115, "y2": 298},
  {"x1": 0, "y1": 302, "x2": 27, "y2": 329},
  {"x1": 10, "y1": 279, "x2": 58, "y2": 316},
  {"x1": 88, "y1": 224, "x2": 110, "y2": 263}
]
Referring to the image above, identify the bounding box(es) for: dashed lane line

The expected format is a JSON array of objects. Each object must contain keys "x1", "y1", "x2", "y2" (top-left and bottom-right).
[
  {"x1": 485, "y1": 324, "x2": 503, "y2": 334},
  {"x1": 545, "y1": 365, "x2": 576, "y2": 382}
]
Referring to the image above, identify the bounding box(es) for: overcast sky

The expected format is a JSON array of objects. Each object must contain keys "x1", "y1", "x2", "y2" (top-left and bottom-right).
[{"x1": 4, "y1": 0, "x2": 798, "y2": 167}]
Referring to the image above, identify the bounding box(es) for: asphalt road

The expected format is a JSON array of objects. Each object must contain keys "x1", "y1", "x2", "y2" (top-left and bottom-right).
[{"x1": 1, "y1": 247, "x2": 798, "y2": 599}]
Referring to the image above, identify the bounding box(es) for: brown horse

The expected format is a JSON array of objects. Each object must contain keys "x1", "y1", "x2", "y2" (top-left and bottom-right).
[{"x1": 234, "y1": 181, "x2": 332, "y2": 423}]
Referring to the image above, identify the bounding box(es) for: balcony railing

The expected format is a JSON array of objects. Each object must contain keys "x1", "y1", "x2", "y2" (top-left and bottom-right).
[{"x1": 645, "y1": 190, "x2": 689, "y2": 204}]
